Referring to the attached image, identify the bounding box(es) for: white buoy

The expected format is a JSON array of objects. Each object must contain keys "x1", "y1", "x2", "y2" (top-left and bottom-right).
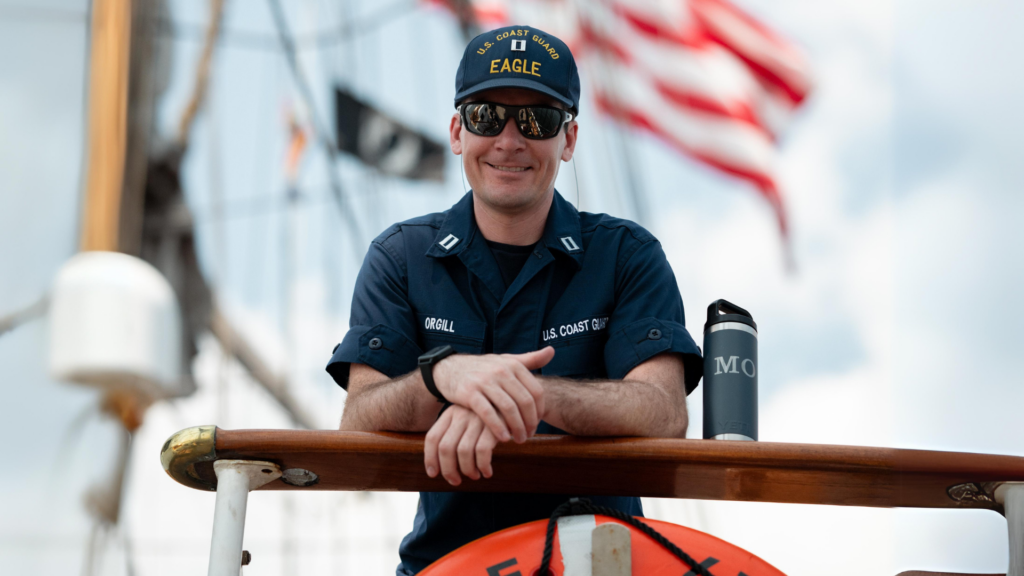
[{"x1": 49, "y1": 251, "x2": 183, "y2": 401}]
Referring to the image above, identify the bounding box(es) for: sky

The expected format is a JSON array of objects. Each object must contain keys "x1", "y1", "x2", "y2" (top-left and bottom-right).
[{"x1": 2, "y1": 0, "x2": 1023, "y2": 575}]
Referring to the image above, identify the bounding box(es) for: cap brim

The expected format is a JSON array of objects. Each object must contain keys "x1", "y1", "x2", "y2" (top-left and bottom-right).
[{"x1": 455, "y1": 78, "x2": 576, "y2": 113}]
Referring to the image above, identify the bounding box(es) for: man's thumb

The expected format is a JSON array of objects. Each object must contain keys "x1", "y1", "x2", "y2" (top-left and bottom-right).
[{"x1": 515, "y1": 346, "x2": 555, "y2": 371}]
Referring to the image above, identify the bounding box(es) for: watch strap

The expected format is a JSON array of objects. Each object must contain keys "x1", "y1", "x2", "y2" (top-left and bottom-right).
[{"x1": 418, "y1": 345, "x2": 455, "y2": 402}]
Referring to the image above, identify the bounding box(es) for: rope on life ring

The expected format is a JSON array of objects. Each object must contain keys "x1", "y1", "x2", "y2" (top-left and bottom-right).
[
  {"x1": 421, "y1": 497, "x2": 788, "y2": 576},
  {"x1": 538, "y1": 498, "x2": 715, "y2": 576}
]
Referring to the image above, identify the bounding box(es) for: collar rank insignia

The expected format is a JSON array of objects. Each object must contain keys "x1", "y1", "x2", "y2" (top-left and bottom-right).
[
  {"x1": 511, "y1": 39, "x2": 526, "y2": 52},
  {"x1": 438, "y1": 234, "x2": 460, "y2": 251},
  {"x1": 560, "y1": 236, "x2": 580, "y2": 252}
]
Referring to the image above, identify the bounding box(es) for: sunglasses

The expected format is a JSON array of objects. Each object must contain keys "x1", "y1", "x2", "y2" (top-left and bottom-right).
[{"x1": 459, "y1": 101, "x2": 574, "y2": 140}]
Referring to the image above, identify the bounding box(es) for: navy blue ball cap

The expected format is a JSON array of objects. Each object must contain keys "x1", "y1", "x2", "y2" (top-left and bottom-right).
[{"x1": 455, "y1": 26, "x2": 580, "y2": 115}]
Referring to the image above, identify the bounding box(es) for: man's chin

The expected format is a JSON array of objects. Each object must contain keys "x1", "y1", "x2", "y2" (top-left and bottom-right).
[{"x1": 474, "y1": 185, "x2": 547, "y2": 211}]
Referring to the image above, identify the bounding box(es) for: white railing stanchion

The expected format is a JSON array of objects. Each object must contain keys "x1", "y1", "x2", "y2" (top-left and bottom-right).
[
  {"x1": 207, "y1": 460, "x2": 281, "y2": 576},
  {"x1": 997, "y1": 482, "x2": 1024, "y2": 576}
]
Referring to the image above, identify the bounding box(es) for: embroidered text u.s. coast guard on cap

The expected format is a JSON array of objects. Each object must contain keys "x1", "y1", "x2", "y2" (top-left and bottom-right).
[{"x1": 454, "y1": 25, "x2": 581, "y2": 115}]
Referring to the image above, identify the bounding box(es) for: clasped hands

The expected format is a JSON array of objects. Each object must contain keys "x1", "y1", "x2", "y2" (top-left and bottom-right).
[{"x1": 424, "y1": 346, "x2": 555, "y2": 486}]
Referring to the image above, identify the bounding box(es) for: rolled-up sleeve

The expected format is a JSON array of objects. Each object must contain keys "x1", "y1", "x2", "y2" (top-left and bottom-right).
[
  {"x1": 326, "y1": 239, "x2": 422, "y2": 390},
  {"x1": 603, "y1": 240, "x2": 703, "y2": 394}
]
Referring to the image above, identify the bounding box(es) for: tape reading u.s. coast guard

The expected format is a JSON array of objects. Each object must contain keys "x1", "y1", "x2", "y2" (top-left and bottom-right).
[{"x1": 541, "y1": 316, "x2": 609, "y2": 342}]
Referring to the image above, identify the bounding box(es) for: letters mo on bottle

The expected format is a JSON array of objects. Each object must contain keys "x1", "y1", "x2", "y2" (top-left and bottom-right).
[{"x1": 713, "y1": 355, "x2": 756, "y2": 378}]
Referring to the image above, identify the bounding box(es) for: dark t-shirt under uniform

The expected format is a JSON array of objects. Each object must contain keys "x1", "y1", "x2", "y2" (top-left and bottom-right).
[
  {"x1": 487, "y1": 239, "x2": 534, "y2": 293},
  {"x1": 326, "y1": 191, "x2": 703, "y2": 575}
]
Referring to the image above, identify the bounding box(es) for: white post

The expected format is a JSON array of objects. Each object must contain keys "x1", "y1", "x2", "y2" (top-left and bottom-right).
[
  {"x1": 207, "y1": 460, "x2": 282, "y2": 576},
  {"x1": 997, "y1": 482, "x2": 1024, "y2": 576}
]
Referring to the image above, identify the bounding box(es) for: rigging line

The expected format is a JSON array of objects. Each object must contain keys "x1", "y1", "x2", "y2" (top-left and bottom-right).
[
  {"x1": 307, "y1": 0, "x2": 416, "y2": 50},
  {"x1": 267, "y1": 0, "x2": 365, "y2": 258},
  {"x1": 81, "y1": 522, "x2": 101, "y2": 576},
  {"x1": 156, "y1": 19, "x2": 279, "y2": 52},
  {"x1": 577, "y1": 0, "x2": 648, "y2": 224},
  {"x1": 204, "y1": 47, "x2": 232, "y2": 423},
  {"x1": 572, "y1": 156, "x2": 580, "y2": 210},
  {"x1": 0, "y1": 4, "x2": 87, "y2": 23},
  {"x1": 190, "y1": 186, "x2": 373, "y2": 225},
  {"x1": 0, "y1": 295, "x2": 49, "y2": 338},
  {"x1": 245, "y1": 54, "x2": 280, "y2": 315},
  {"x1": 70, "y1": 0, "x2": 93, "y2": 260},
  {"x1": 47, "y1": 401, "x2": 99, "y2": 492},
  {"x1": 330, "y1": 0, "x2": 352, "y2": 84},
  {"x1": 206, "y1": 56, "x2": 228, "y2": 288},
  {"x1": 156, "y1": 0, "x2": 414, "y2": 54},
  {"x1": 317, "y1": 0, "x2": 345, "y2": 318},
  {"x1": 176, "y1": 0, "x2": 226, "y2": 148}
]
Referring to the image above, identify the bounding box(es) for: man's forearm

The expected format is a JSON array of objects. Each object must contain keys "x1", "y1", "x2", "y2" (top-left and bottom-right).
[
  {"x1": 339, "y1": 368, "x2": 443, "y2": 432},
  {"x1": 540, "y1": 376, "x2": 688, "y2": 437}
]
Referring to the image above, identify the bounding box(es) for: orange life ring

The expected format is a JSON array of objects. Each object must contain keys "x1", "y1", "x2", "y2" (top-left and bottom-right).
[{"x1": 420, "y1": 514, "x2": 785, "y2": 576}]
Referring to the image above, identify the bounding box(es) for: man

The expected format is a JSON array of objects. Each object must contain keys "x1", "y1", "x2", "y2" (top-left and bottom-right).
[{"x1": 326, "y1": 26, "x2": 703, "y2": 575}]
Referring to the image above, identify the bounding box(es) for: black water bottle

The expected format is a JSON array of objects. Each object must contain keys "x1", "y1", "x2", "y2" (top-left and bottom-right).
[{"x1": 703, "y1": 299, "x2": 758, "y2": 441}]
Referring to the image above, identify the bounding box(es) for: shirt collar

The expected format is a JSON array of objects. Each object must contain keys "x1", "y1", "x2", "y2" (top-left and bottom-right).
[
  {"x1": 539, "y1": 190, "x2": 584, "y2": 269},
  {"x1": 426, "y1": 190, "x2": 584, "y2": 269},
  {"x1": 425, "y1": 192, "x2": 476, "y2": 258}
]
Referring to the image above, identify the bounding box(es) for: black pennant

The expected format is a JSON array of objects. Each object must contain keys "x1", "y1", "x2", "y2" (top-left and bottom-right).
[{"x1": 334, "y1": 88, "x2": 446, "y2": 181}]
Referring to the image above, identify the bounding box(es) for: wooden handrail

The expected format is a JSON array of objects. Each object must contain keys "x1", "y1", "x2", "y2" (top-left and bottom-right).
[{"x1": 161, "y1": 426, "x2": 1024, "y2": 513}]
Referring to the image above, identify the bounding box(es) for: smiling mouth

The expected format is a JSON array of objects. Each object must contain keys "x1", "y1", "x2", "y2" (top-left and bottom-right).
[{"x1": 486, "y1": 163, "x2": 531, "y2": 173}]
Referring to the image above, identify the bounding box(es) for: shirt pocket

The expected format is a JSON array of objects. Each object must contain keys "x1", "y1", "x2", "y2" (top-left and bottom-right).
[
  {"x1": 417, "y1": 314, "x2": 487, "y2": 354},
  {"x1": 541, "y1": 333, "x2": 607, "y2": 378}
]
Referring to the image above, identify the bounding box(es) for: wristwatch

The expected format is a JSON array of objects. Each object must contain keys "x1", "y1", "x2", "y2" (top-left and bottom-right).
[{"x1": 418, "y1": 345, "x2": 456, "y2": 402}]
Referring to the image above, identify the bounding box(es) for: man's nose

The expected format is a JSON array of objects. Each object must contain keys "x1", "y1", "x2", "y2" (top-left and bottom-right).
[{"x1": 493, "y1": 116, "x2": 527, "y2": 151}]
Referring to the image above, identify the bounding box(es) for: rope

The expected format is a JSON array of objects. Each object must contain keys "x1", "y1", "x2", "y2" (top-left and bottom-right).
[
  {"x1": 0, "y1": 295, "x2": 48, "y2": 338},
  {"x1": 266, "y1": 0, "x2": 365, "y2": 256},
  {"x1": 538, "y1": 498, "x2": 716, "y2": 576},
  {"x1": 175, "y1": 0, "x2": 226, "y2": 148}
]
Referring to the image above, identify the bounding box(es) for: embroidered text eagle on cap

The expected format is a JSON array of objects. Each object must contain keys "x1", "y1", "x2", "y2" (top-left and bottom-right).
[{"x1": 454, "y1": 26, "x2": 581, "y2": 115}]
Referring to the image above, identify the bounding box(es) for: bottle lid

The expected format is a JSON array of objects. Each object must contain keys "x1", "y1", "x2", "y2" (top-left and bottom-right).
[{"x1": 704, "y1": 299, "x2": 757, "y2": 332}]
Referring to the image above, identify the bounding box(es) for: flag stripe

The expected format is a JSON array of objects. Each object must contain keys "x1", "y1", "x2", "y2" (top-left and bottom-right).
[
  {"x1": 426, "y1": 0, "x2": 809, "y2": 241},
  {"x1": 613, "y1": 3, "x2": 708, "y2": 50},
  {"x1": 594, "y1": 93, "x2": 787, "y2": 236},
  {"x1": 596, "y1": 1, "x2": 808, "y2": 109},
  {"x1": 590, "y1": 62, "x2": 775, "y2": 176},
  {"x1": 691, "y1": 0, "x2": 812, "y2": 104},
  {"x1": 577, "y1": 13, "x2": 776, "y2": 135}
]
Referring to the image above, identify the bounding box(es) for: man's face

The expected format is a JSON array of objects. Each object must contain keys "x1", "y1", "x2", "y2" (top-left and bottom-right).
[{"x1": 449, "y1": 88, "x2": 578, "y2": 213}]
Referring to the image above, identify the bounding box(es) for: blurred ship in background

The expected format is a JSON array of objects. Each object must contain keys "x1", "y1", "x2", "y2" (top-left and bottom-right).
[
  {"x1": 7, "y1": 0, "x2": 1022, "y2": 575},
  {"x1": 3, "y1": 1, "x2": 811, "y2": 573}
]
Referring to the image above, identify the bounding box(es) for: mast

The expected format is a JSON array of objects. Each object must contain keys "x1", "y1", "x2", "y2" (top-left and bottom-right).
[
  {"x1": 73, "y1": 0, "x2": 317, "y2": 429},
  {"x1": 79, "y1": 0, "x2": 133, "y2": 252}
]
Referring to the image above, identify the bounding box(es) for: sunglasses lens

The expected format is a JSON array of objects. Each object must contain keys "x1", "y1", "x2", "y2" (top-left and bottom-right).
[
  {"x1": 463, "y1": 103, "x2": 504, "y2": 136},
  {"x1": 516, "y1": 107, "x2": 565, "y2": 139},
  {"x1": 462, "y1": 103, "x2": 566, "y2": 139}
]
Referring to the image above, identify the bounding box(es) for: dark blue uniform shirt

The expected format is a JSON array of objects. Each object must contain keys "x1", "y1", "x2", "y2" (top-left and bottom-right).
[{"x1": 326, "y1": 191, "x2": 703, "y2": 575}]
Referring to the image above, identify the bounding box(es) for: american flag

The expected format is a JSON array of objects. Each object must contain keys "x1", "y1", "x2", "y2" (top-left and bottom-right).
[{"x1": 428, "y1": 0, "x2": 813, "y2": 244}]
